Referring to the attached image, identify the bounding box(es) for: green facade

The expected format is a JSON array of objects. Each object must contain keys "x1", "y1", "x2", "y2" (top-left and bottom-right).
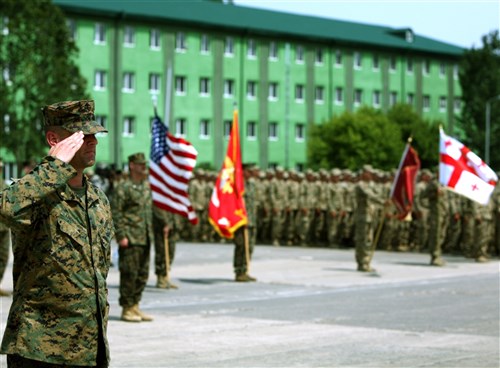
[{"x1": 50, "y1": 0, "x2": 462, "y2": 171}]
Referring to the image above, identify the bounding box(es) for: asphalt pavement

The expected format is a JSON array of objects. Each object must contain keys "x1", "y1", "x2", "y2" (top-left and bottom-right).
[{"x1": 0, "y1": 242, "x2": 499, "y2": 368}]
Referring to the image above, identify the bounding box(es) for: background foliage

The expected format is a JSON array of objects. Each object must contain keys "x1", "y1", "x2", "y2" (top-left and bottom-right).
[{"x1": 0, "y1": 0, "x2": 88, "y2": 167}]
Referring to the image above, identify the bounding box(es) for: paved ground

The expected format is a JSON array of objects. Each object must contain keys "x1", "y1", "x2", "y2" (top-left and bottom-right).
[{"x1": 0, "y1": 242, "x2": 499, "y2": 368}]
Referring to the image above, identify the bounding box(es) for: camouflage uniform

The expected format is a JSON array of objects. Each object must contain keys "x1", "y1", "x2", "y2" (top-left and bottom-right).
[
  {"x1": 326, "y1": 169, "x2": 343, "y2": 247},
  {"x1": 411, "y1": 171, "x2": 431, "y2": 252},
  {"x1": 153, "y1": 206, "x2": 179, "y2": 281},
  {"x1": 285, "y1": 172, "x2": 300, "y2": 245},
  {"x1": 0, "y1": 167, "x2": 10, "y2": 291},
  {"x1": 493, "y1": 183, "x2": 500, "y2": 257},
  {"x1": 234, "y1": 169, "x2": 256, "y2": 276},
  {"x1": 424, "y1": 178, "x2": 448, "y2": 265},
  {"x1": 112, "y1": 156, "x2": 154, "y2": 310},
  {"x1": 189, "y1": 171, "x2": 206, "y2": 241},
  {"x1": 0, "y1": 157, "x2": 113, "y2": 366},
  {"x1": 270, "y1": 170, "x2": 287, "y2": 246}
]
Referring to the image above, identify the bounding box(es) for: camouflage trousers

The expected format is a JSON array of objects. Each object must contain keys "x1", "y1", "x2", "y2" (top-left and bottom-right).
[
  {"x1": 6, "y1": 352, "x2": 108, "y2": 368},
  {"x1": 153, "y1": 218, "x2": 176, "y2": 277},
  {"x1": 354, "y1": 216, "x2": 375, "y2": 266},
  {"x1": 118, "y1": 245, "x2": 150, "y2": 308},
  {"x1": 233, "y1": 226, "x2": 254, "y2": 275},
  {"x1": 326, "y1": 212, "x2": 342, "y2": 247},
  {"x1": 0, "y1": 230, "x2": 9, "y2": 283}
]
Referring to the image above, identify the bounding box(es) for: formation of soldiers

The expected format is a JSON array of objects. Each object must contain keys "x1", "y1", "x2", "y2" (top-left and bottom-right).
[{"x1": 185, "y1": 164, "x2": 500, "y2": 262}]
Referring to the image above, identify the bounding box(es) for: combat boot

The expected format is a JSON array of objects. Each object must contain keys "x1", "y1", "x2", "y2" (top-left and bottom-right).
[
  {"x1": 235, "y1": 273, "x2": 257, "y2": 282},
  {"x1": 133, "y1": 304, "x2": 153, "y2": 322},
  {"x1": 430, "y1": 257, "x2": 446, "y2": 266},
  {"x1": 475, "y1": 256, "x2": 489, "y2": 263},
  {"x1": 121, "y1": 306, "x2": 141, "y2": 322},
  {"x1": 357, "y1": 263, "x2": 376, "y2": 272},
  {"x1": 157, "y1": 275, "x2": 178, "y2": 289}
]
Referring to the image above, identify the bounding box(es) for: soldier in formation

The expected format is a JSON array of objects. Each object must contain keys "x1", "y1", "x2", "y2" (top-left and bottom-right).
[{"x1": 176, "y1": 165, "x2": 500, "y2": 268}]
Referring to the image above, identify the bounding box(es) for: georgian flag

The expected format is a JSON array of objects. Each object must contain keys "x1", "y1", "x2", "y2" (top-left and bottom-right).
[{"x1": 439, "y1": 128, "x2": 498, "y2": 205}]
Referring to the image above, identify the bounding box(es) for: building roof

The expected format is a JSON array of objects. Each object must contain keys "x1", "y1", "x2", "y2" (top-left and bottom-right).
[{"x1": 53, "y1": 0, "x2": 464, "y2": 57}]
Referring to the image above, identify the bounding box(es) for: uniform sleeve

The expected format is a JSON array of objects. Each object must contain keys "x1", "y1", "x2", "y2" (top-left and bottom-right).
[
  {"x1": 110, "y1": 182, "x2": 128, "y2": 242},
  {"x1": 0, "y1": 156, "x2": 76, "y2": 231}
]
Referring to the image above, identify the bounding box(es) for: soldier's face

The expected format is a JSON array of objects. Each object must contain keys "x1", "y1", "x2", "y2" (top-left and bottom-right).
[{"x1": 54, "y1": 129, "x2": 98, "y2": 170}]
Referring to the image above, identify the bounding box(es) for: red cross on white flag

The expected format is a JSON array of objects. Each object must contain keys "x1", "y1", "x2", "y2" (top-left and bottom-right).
[{"x1": 439, "y1": 128, "x2": 498, "y2": 205}]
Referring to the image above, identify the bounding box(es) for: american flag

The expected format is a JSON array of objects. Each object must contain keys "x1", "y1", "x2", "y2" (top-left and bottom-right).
[{"x1": 149, "y1": 115, "x2": 198, "y2": 224}]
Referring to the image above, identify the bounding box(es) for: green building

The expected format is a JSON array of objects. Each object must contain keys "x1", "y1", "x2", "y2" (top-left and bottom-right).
[{"x1": 51, "y1": 0, "x2": 463, "y2": 171}]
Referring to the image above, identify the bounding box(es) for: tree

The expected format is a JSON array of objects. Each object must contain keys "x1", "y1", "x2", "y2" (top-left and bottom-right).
[
  {"x1": 307, "y1": 107, "x2": 403, "y2": 171},
  {"x1": 0, "y1": 0, "x2": 88, "y2": 167},
  {"x1": 459, "y1": 30, "x2": 500, "y2": 169},
  {"x1": 387, "y1": 104, "x2": 440, "y2": 169}
]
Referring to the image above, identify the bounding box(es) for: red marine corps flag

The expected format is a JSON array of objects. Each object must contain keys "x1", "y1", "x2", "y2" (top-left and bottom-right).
[
  {"x1": 208, "y1": 109, "x2": 248, "y2": 238},
  {"x1": 390, "y1": 139, "x2": 421, "y2": 220}
]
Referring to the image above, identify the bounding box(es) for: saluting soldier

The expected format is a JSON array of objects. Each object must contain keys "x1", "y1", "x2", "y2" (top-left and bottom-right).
[{"x1": 0, "y1": 100, "x2": 113, "y2": 367}]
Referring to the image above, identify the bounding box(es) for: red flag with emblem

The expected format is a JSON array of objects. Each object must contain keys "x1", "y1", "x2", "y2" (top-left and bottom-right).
[
  {"x1": 208, "y1": 110, "x2": 248, "y2": 238},
  {"x1": 439, "y1": 128, "x2": 498, "y2": 205},
  {"x1": 390, "y1": 141, "x2": 421, "y2": 219}
]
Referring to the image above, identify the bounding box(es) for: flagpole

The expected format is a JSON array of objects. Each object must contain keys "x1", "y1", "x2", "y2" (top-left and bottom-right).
[
  {"x1": 164, "y1": 62, "x2": 172, "y2": 128},
  {"x1": 164, "y1": 233, "x2": 170, "y2": 281}
]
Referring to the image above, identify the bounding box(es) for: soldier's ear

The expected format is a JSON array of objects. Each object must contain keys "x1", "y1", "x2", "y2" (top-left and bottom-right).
[{"x1": 46, "y1": 131, "x2": 60, "y2": 147}]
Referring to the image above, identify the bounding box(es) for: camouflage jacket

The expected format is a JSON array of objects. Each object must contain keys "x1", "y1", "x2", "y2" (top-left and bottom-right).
[
  {"x1": 0, "y1": 178, "x2": 7, "y2": 231},
  {"x1": 0, "y1": 156, "x2": 113, "y2": 366},
  {"x1": 111, "y1": 178, "x2": 154, "y2": 245}
]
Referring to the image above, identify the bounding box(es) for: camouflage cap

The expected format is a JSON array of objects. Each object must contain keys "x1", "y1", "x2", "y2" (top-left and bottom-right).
[
  {"x1": 128, "y1": 152, "x2": 146, "y2": 164},
  {"x1": 41, "y1": 100, "x2": 107, "y2": 135}
]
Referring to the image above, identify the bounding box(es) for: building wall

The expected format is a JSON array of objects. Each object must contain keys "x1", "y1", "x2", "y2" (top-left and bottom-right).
[{"x1": 67, "y1": 14, "x2": 462, "y2": 170}]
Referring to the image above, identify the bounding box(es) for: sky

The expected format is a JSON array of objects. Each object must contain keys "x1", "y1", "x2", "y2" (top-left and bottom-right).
[{"x1": 233, "y1": 0, "x2": 500, "y2": 49}]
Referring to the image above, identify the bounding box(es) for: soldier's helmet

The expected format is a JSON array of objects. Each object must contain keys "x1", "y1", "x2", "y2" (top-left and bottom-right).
[{"x1": 41, "y1": 100, "x2": 107, "y2": 135}]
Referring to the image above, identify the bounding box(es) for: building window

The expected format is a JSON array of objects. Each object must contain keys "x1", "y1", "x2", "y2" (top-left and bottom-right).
[
  {"x1": 373, "y1": 90, "x2": 381, "y2": 107},
  {"x1": 453, "y1": 64, "x2": 459, "y2": 79},
  {"x1": 315, "y1": 48, "x2": 323, "y2": 65},
  {"x1": 296, "y1": 45, "x2": 304, "y2": 63},
  {"x1": 247, "y1": 121, "x2": 257, "y2": 140},
  {"x1": 149, "y1": 73, "x2": 161, "y2": 93},
  {"x1": 407, "y1": 58, "x2": 414, "y2": 73},
  {"x1": 423, "y1": 95, "x2": 431, "y2": 111},
  {"x1": 94, "y1": 70, "x2": 106, "y2": 90},
  {"x1": 200, "y1": 34, "x2": 210, "y2": 53},
  {"x1": 423, "y1": 60, "x2": 431, "y2": 75},
  {"x1": 335, "y1": 87, "x2": 343, "y2": 104},
  {"x1": 315, "y1": 86, "x2": 324, "y2": 103},
  {"x1": 373, "y1": 54, "x2": 379, "y2": 70},
  {"x1": 354, "y1": 89, "x2": 363, "y2": 106},
  {"x1": 124, "y1": 26, "x2": 135, "y2": 46},
  {"x1": 354, "y1": 52, "x2": 362, "y2": 69},
  {"x1": 94, "y1": 22, "x2": 106, "y2": 44},
  {"x1": 439, "y1": 62, "x2": 446, "y2": 77},
  {"x1": 335, "y1": 50, "x2": 342, "y2": 66},
  {"x1": 295, "y1": 84, "x2": 304, "y2": 102},
  {"x1": 389, "y1": 91, "x2": 397, "y2": 106},
  {"x1": 122, "y1": 72, "x2": 135, "y2": 92},
  {"x1": 269, "y1": 41, "x2": 278, "y2": 60},
  {"x1": 389, "y1": 56, "x2": 397, "y2": 71},
  {"x1": 295, "y1": 123, "x2": 305, "y2": 141},
  {"x1": 247, "y1": 39, "x2": 256, "y2": 58},
  {"x1": 200, "y1": 77, "x2": 210, "y2": 96},
  {"x1": 224, "y1": 79, "x2": 234, "y2": 98},
  {"x1": 454, "y1": 98, "x2": 461, "y2": 112},
  {"x1": 224, "y1": 120, "x2": 232, "y2": 137},
  {"x1": 123, "y1": 116, "x2": 135, "y2": 136},
  {"x1": 269, "y1": 82, "x2": 278, "y2": 100},
  {"x1": 175, "y1": 118, "x2": 187, "y2": 137},
  {"x1": 175, "y1": 76, "x2": 187, "y2": 95},
  {"x1": 295, "y1": 163, "x2": 304, "y2": 172},
  {"x1": 407, "y1": 93, "x2": 414, "y2": 105},
  {"x1": 176, "y1": 32, "x2": 187, "y2": 51},
  {"x1": 439, "y1": 96, "x2": 447, "y2": 112},
  {"x1": 269, "y1": 122, "x2": 278, "y2": 140},
  {"x1": 66, "y1": 19, "x2": 77, "y2": 40},
  {"x1": 95, "y1": 115, "x2": 107, "y2": 130},
  {"x1": 224, "y1": 37, "x2": 234, "y2": 55},
  {"x1": 200, "y1": 119, "x2": 210, "y2": 138},
  {"x1": 150, "y1": 28, "x2": 161, "y2": 49},
  {"x1": 247, "y1": 81, "x2": 257, "y2": 99}
]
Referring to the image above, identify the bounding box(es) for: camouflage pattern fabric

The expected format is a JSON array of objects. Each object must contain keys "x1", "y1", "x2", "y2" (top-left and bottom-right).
[
  {"x1": 118, "y1": 245, "x2": 151, "y2": 307},
  {"x1": 0, "y1": 156, "x2": 113, "y2": 366},
  {"x1": 233, "y1": 226, "x2": 253, "y2": 275},
  {"x1": 111, "y1": 178, "x2": 153, "y2": 246},
  {"x1": 41, "y1": 100, "x2": 107, "y2": 135},
  {"x1": 0, "y1": 177, "x2": 9, "y2": 283},
  {"x1": 153, "y1": 206, "x2": 178, "y2": 277}
]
